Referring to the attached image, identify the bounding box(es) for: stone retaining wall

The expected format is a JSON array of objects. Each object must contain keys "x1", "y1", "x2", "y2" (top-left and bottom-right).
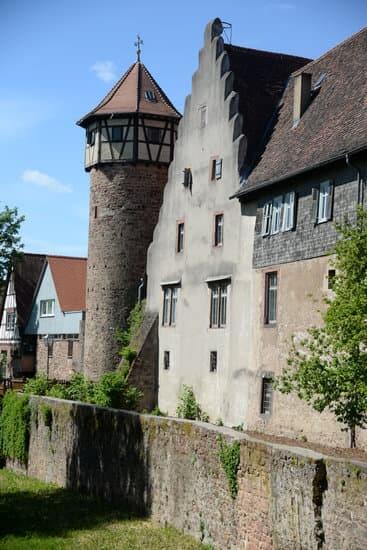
[{"x1": 14, "y1": 397, "x2": 367, "y2": 549}]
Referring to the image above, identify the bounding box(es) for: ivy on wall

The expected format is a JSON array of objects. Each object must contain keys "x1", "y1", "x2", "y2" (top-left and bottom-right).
[
  {"x1": 0, "y1": 391, "x2": 30, "y2": 464},
  {"x1": 217, "y1": 435, "x2": 241, "y2": 499}
]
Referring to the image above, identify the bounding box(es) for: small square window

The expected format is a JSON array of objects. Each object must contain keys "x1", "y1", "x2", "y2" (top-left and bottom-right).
[
  {"x1": 146, "y1": 126, "x2": 162, "y2": 144},
  {"x1": 260, "y1": 377, "x2": 273, "y2": 414},
  {"x1": 177, "y1": 222, "x2": 184, "y2": 253},
  {"x1": 328, "y1": 269, "x2": 336, "y2": 290},
  {"x1": 214, "y1": 214, "x2": 224, "y2": 246},
  {"x1": 210, "y1": 351, "x2": 217, "y2": 372},
  {"x1": 110, "y1": 126, "x2": 124, "y2": 142},
  {"x1": 163, "y1": 350, "x2": 170, "y2": 370},
  {"x1": 145, "y1": 90, "x2": 157, "y2": 102},
  {"x1": 67, "y1": 340, "x2": 73, "y2": 359}
]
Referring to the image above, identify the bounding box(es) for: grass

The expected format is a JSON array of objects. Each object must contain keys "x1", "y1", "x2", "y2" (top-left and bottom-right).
[{"x1": 0, "y1": 469, "x2": 210, "y2": 549}]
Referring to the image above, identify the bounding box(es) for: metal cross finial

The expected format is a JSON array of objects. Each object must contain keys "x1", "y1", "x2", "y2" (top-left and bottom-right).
[{"x1": 134, "y1": 34, "x2": 143, "y2": 62}]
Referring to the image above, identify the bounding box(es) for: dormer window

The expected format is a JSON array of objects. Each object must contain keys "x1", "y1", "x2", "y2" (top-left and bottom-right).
[{"x1": 145, "y1": 90, "x2": 157, "y2": 102}]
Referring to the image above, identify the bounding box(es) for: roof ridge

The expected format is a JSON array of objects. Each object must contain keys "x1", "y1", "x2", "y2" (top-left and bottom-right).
[
  {"x1": 225, "y1": 43, "x2": 311, "y2": 63},
  {"x1": 46, "y1": 255, "x2": 87, "y2": 261},
  {"x1": 292, "y1": 26, "x2": 367, "y2": 76}
]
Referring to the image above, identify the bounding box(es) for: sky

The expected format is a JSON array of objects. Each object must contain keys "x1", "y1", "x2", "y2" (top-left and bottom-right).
[{"x1": 1, "y1": 0, "x2": 366, "y2": 258}]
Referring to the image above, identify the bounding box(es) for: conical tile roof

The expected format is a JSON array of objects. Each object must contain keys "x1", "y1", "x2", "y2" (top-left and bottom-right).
[{"x1": 78, "y1": 62, "x2": 181, "y2": 127}]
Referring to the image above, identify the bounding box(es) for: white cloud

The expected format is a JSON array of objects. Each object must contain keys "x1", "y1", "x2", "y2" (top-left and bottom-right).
[
  {"x1": 22, "y1": 170, "x2": 72, "y2": 194},
  {"x1": 91, "y1": 61, "x2": 117, "y2": 82}
]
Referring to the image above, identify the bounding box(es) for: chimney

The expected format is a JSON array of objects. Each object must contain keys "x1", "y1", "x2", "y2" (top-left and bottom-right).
[{"x1": 293, "y1": 72, "x2": 312, "y2": 126}]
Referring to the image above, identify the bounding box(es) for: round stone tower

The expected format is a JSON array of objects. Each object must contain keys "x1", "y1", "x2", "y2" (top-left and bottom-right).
[{"x1": 78, "y1": 57, "x2": 180, "y2": 380}]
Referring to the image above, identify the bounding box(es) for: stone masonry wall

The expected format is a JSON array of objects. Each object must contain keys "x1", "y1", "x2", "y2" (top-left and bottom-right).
[
  {"x1": 83, "y1": 163, "x2": 168, "y2": 381},
  {"x1": 16, "y1": 396, "x2": 367, "y2": 550},
  {"x1": 36, "y1": 338, "x2": 82, "y2": 380}
]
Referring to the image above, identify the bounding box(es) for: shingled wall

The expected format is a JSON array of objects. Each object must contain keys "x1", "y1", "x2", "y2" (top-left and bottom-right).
[{"x1": 11, "y1": 396, "x2": 367, "y2": 550}]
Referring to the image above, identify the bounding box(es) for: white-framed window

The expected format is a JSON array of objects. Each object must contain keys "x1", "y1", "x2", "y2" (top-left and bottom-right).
[
  {"x1": 162, "y1": 287, "x2": 178, "y2": 326},
  {"x1": 40, "y1": 299, "x2": 55, "y2": 318},
  {"x1": 282, "y1": 192, "x2": 296, "y2": 231},
  {"x1": 314, "y1": 181, "x2": 333, "y2": 223},
  {"x1": 5, "y1": 311, "x2": 16, "y2": 331},
  {"x1": 262, "y1": 192, "x2": 296, "y2": 236},
  {"x1": 211, "y1": 158, "x2": 223, "y2": 180},
  {"x1": 264, "y1": 272, "x2": 277, "y2": 325},
  {"x1": 214, "y1": 214, "x2": 224, "y2": 246},
  {"x1": 210, "y1": 283, "x2": 228, "y2": 328},
  {"x1": 270, "y1": 196, "x2": 283, "y2": 234}
]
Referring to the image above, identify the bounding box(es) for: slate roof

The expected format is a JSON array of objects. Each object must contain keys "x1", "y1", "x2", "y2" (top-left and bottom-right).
[
  {"x1": 13, "y1": 253, "x2": 46, "y2": 328},
  {"x1": 47, "y1": 256, "x2": 87, "y2": 312},
  {"x1": 235, "y1": 27, "x2": 367, "y2": 198},
  {"x1": 78, "y1": 62, "x2": 181, "y2": 127},
  {"x1": 225, "y1": 44, "x2": 311, "y2": 170}
]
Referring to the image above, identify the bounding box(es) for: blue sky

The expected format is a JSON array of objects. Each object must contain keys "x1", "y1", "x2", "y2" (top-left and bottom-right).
[{"x1": 1, "y1": 0, "x2": 366, "y2": 257}]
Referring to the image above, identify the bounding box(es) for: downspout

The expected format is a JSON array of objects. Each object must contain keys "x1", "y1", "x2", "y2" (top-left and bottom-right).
[
  {"x1": 137, "y1": 278, "x2": 144, "y2": 303},
  {"x1": 345, "y1": 153, "x2": 364, "y2": 205}
]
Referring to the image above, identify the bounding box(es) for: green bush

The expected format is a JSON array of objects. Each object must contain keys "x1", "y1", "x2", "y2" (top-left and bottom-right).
[
  {"x1": 93, "y1": 368, "x2": 142, "y2": 410},
  {"x1": 24, "y1": 374, "x2": 49, "y2": 396},
  {"x1": 148, "y1": 406, "x2": 167, "y2": 417},
  {"x1": 217, "y1": 436, "x2": 241, "y2": 499},
  {"x1": 116, "y1": 300, "x2": 145, "y2": 361},
  {"x1": 0, "y1": 391, "x2": 30, "y2": 463},
  {"x1": 46, "y1": 384, "x2": 66, "y2": 399},
  {"x1": 40, "y1": 403, "x2": 52, "y2": 429},
  {"x1": 63, "y1": 374, "x2": 94, "y2": 403},
  {"x1": 176, "y1": 385, "x2": 209, "y2": 422}
]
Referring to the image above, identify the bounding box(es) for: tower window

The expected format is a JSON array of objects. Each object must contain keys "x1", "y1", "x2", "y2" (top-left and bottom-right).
[
  {"x1": 260, "y1": 377, "x2": 273, "y2": 414},
  {"x1": 110, "y1": 126, "x2": 124, "y2": 142},
  {"x1": 214, "y1": 214, "x2": 224, "y2": 246},
  {"x1": 210, "y1": 351, "x2": 217, "y2": 372},
  {"x1": 146, "y1": 126, "x2": 162, "y2": 144},
  {"x1": 145, "y1": 90, "x2": 157, "y2": 102},
  {"x1": 163, "y1": 350, "x2": 170, "y2": 370},
  {"x1": 177, "y1": 222, "x2": 184, "y2": 253},
  {"x1": 87, "y1": 128, "x2": 96, "y2": 146},
  {"x1": 94, "y1": 206, "x2": 98, "y2": 219}
]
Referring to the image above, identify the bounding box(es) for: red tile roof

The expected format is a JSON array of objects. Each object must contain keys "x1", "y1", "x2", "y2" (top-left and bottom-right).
[
  {"x1": 47, "y1": 256, "x2": 87, "y2": 312},
  {"x1": 236, "y1": 27, "x2": 367, "y2": 197},
  {"x1": 78, "y1": 62, "x2": 181, "y2": 127}
]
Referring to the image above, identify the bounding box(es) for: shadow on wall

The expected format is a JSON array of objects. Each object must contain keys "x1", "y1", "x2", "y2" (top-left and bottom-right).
[{"x1": 66, "y1": 404, "x2": 151, "y2": 515}]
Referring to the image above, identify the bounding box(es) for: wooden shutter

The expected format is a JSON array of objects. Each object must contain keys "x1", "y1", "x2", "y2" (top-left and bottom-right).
[
  {"x1": 289, "y1": 191, "x2": 296, "y2": 230},
  {"x1": 311, "y1": 188, "x2": 319, "y2": 223},
  {"x1": 326, "y1": 182, "x2": 334, "y2": 220}
]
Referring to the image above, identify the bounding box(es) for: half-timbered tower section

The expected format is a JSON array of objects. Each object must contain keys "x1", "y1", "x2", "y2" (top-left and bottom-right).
[
  {"x1": 235, "y1": 27, "x2": 367, "y2": 449},
  {"x1": 146, "y1": 18, "x2": 309, "y2": 424},
  {"x1": 0, "y1": 253, "x2": 45, "y2": 377},
  {"x1": 78, "y1": 58, "x2": 181, "y2": 380}
]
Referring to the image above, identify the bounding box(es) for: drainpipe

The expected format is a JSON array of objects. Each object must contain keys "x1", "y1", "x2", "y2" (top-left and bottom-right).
[
  {"x1": 137, "y1": 278, "x2": 144, "y2": 303},
  {"x1": 345, "y1": 153, "x2": 364, "y2": 205}
]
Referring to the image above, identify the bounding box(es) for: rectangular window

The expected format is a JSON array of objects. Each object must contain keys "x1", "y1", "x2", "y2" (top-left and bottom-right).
[
  {"x1": 177, "y1": 222, "x2": 184, "y2": 253},
  {"x1": 182, "y1": 168, "x2": 192, "y2": 189},
  {"x1": 67, "y1": 340, "x2": 73, "y2": 359},
  {"x1": 162, "y1": 287, "x2": 178, "y2": 326},
  {"x1": 210, "y1": 283, "x2": 228, "y2": 328},
  {"x1": 214, "y1": 214, "x2": 224, "y2": 246},
  {"x1": 261, "y1": 202, "x2": 272, "y2": 236},
  {"x1": 5, "y1": 311, "x2": 16, "y2": 331},
  {"x1": 146, "y1": 126, "x2": 162, "y2": 144},
  {"x1": 270, "y1": 196, "x2": 283, "y2": 234},
  {"x1": 210, "y1": 351, "x2": 217, "y2": 373},
  {"x1": 211, "y1": 158, "x2": 223, "y2": 180},
  {"x1": 163, "y1": 350, "x2": 170, "y2": 370},
  {"x1": 260, "y1": 377, "x2": 273, "y2": 414},
  {"x1": 48, "y1": 340, "x2": 54, "y2": 359},
  {"x1": 264, "y1": 272, "x2": 277, "y2": 325},
  {"x1": 312, "y1": 181, "x2": 334, "y2": 224},
  {"x1": 40, "y1": 299, "x2": 55, "y2": 318},
  {"x1": 110, "y1": 126, "x2": 124, "y2": 142},
  {"x1": 282, "y1": 192, "x2": 295, "y2": 231}
]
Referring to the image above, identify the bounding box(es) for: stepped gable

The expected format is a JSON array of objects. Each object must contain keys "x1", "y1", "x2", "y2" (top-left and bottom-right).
[
  {"x1": 78, "y1": 62, "x2": 181, "y2": 127},
  {"x1": 225, "y1": 44, "x2": 311, "y2": 169},
  {"x1": 13, "y1": 253, "x2": 46, "y2": 328},
  {"x1": 236, "y1": 26, "x2": 367, "y2": 197},
  {"x1": 47, "y1": 256, "x2": 87, "y2": 312}
]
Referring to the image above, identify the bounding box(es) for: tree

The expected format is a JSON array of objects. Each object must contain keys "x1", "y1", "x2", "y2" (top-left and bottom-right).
[
  {"x1": 274, "y1": 206, "x2": 367, "y2": 447},
  {"x1": 0, "y1": 206, "x2": 24, "y2": 283}
]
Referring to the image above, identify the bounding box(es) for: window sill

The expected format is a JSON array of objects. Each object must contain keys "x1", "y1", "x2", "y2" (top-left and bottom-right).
[
  {"x1": 263, "y1": 322, "x2": 277, "y2": 328},
  {"x1": 40, "y1": 314, "x2": 55, "y2": 318}
]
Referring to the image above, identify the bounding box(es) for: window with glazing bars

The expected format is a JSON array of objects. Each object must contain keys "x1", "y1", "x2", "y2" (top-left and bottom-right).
[
  {"x1": 264, "y1": 272, "x2": 277, "y2": 324},
  {"x1": 162, "y1": 287, "x2": 178, "y2": 326},
  {"x1": 210, "y1": 284, "x2": 228, "y2": 328},
  {"x1": 260, "y1": 377, "x2": 273, "y2": 414}
]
